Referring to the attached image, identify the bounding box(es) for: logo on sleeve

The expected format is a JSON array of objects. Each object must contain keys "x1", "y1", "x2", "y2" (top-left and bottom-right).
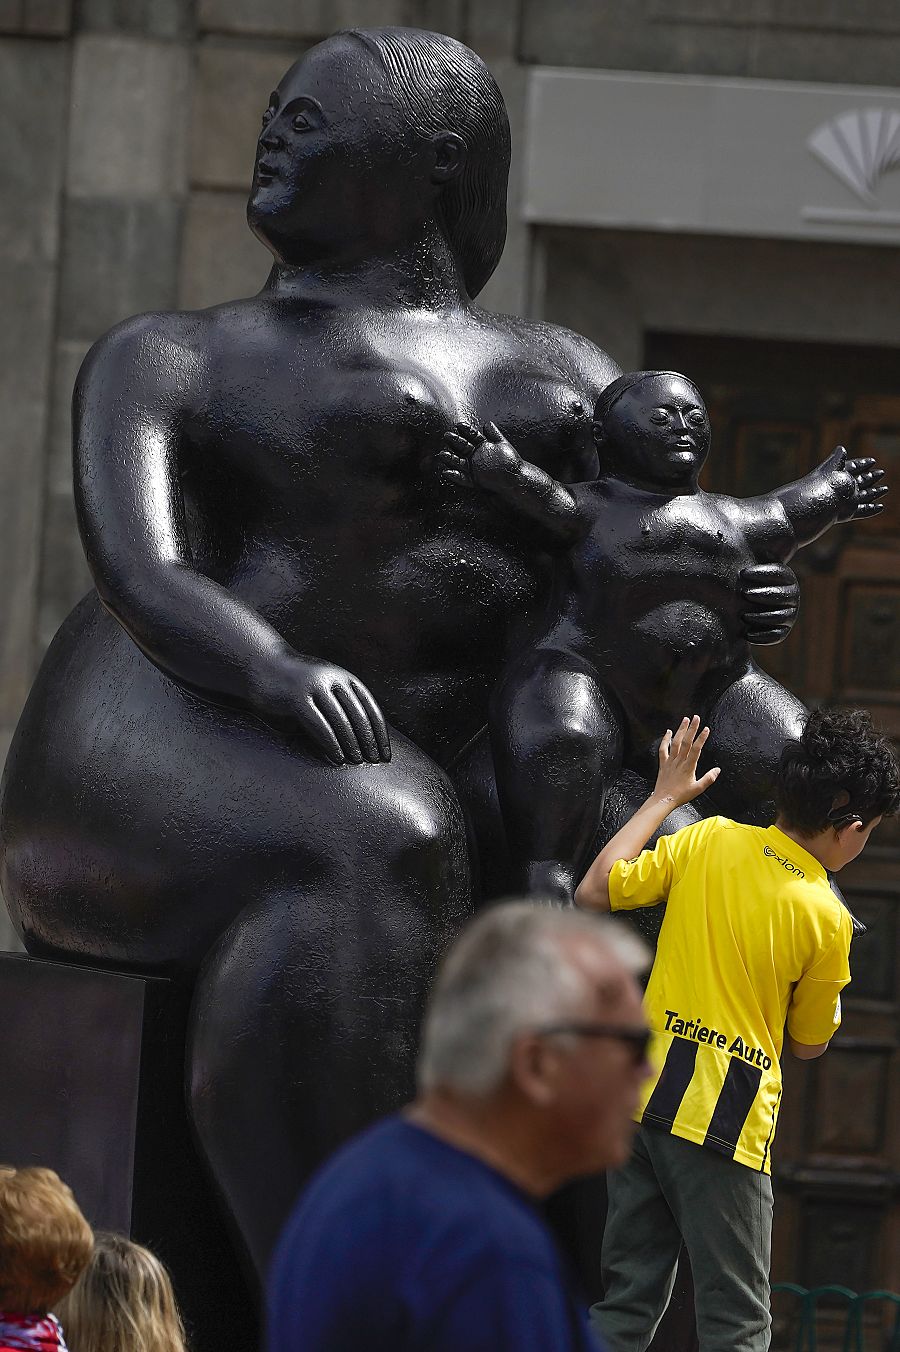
[{"x1": 763, "y1": 845, "x2": 805, "y2": 878}]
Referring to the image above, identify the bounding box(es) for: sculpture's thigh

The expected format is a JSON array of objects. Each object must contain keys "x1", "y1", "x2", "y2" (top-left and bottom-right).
[
  {"x1": 704, "y1": 663, "x2": 806, "y2": 824},
  {"x1": 187, "y1": 729, "x2": 472, "y2": 1283},
  {"x1": 490, "y1": 648, "x2": 625, "y2": 896}
]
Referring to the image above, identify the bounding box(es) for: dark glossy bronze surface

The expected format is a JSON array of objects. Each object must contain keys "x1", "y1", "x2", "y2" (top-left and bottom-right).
[
  {"x1": 0, "y1": 29, "x2": 810, "y2": 1286},
  {"x1": 440, "y1": 373, "x2": 884, "y2": 900}
]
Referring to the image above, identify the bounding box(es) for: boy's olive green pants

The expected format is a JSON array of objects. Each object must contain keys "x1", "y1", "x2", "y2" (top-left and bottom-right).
[{"x1": 589, "y1": 1124, "x2": 773, "y2": 1352}]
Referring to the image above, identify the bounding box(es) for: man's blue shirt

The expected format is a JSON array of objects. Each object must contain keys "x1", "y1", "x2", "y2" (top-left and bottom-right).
[{"x1": 267, "y1": 1116, "x2": 603, "y2": 1352}]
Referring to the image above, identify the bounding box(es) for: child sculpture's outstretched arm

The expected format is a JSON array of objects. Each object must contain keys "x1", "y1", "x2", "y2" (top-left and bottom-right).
[
  {"x1": 438, "y1": 422, "x2": 589, "y2": 547},
  {"x1": 754, "y1": 445, "x2": 887, "y2": 559}
]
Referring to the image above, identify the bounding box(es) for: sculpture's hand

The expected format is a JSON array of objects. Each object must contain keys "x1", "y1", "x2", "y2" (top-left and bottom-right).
[
  {"x1": 738, "y1": 562, "x2": 800, "y2": 646},
  {"x1": 257, "y1": 657, "x2": 391, "y2": 766},
  {"x1": 821, "y1": 446, "x2": 888, "y2": 522},
  {"x1": 438, "y1": 422, "x2": 523, "y2": 493}
]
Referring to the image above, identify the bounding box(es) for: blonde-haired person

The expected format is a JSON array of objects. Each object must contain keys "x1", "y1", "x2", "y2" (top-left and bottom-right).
[
  {"x1": 0, "y1": 1165, "x2": 93, "y2": 1351},
  {"x1": 55, "y1": 1234, "x2": 187, "y2": 1352}
]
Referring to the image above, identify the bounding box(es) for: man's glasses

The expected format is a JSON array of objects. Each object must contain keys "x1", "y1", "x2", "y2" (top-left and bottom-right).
[{"x1": 534, "y1": 1022, "x2": 652, "y2": 1066}]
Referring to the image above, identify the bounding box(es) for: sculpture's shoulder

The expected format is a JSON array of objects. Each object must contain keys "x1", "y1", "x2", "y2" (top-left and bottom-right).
[
  {"x1": 77, "y1": 308, "x2": 214, "y2": 407},
  {"x1": 473, "y1": 306, "x2": 623, "y2": 400}
]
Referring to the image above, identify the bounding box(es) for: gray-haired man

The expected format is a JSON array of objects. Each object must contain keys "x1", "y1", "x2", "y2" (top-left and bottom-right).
[{"x1": 267, "y1": 902, "x2": 651, "y2": 1352}]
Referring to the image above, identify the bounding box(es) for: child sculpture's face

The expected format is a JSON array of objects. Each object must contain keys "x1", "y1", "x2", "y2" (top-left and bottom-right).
[{"x1": 600, "y1": 374, "x2": 711, "y2": 493}]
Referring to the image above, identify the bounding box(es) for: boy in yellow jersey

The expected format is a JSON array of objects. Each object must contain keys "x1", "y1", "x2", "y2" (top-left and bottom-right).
[{"x1": 576, "y1": 708, "x2": 900, "y2": 1352}]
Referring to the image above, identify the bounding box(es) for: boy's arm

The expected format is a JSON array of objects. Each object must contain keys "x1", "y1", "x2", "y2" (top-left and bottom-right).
[
  {"x1": 575, "y1": 716, "x2": 720, "y2": 911},
  {"x1": 438, "y1": 422, "x2": 589, "y2": 547},
  {"x1": 747, "y1": 446, "x2": 886, "y2": 561},
  {"x1": 785, "y1": 906, "x2": 853, "y2": 1059}
]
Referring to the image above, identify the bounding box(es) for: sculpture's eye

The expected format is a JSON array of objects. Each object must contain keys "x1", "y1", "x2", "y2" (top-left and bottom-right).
[
  {"x1": 686, "y1": 408, "x2": 706, "y2": 426},
  {"x1": 292, "y1": 113, "x2": 310, "y2": 132},
  {"x1": 650, "y1": 408, "x2": 670, "y2": 424}
]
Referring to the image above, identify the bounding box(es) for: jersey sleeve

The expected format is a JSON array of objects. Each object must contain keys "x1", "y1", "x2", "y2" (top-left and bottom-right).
[
  {"x1": 786, "y1": 904, "x2": 853, "y2": 1046},
  {"x1": 608, "y1": 818, "x2": 717, "y2": 912}
]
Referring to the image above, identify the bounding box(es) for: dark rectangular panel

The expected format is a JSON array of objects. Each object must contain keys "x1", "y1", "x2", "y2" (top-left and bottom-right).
[
  {"x1": 840, "y1": 583, "x2": 900, "y2": 697},
  {"x1": 0, "y1": 953, "x2": 145, "y2": 1230},
  {"x1": 840, "y1": 891, "x2": 897, "y2": 1002},
  {"x1": 801, "y1": 1198, "x2": 883, "y2": 1293},
  {"x1": 812, "y1": 1047, "x2": 891, "y2": 1156}
]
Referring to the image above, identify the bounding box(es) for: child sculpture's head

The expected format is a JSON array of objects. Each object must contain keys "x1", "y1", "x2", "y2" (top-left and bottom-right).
[
  {"x1": 593, "y1": 371, "x2": 710, "y2": 492},
  {"x1": 776, "y1": 707, "x2": 900, "y2": 870},
  {"x1": 0, "y1": 1166, "x2": 93, "y2": 1315}
]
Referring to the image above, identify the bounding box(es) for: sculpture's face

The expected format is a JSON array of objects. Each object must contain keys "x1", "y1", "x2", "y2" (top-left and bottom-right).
[
  {"x1": 602, "y1": 375, "x2": 710, "y2": 491},
  {"x1": 247, "y1": 36, "x2": 438, "y2": 265}
]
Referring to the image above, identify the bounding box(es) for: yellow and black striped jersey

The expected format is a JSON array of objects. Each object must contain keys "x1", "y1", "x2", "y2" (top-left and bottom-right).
[{"x1": 610, "y1": 816, "x2": 853, "y2": 1174}]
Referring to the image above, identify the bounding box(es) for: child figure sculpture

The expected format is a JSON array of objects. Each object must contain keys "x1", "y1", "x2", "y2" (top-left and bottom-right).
[{"x1": 439, "y1": 370, "x2": 887, "y2": 900}]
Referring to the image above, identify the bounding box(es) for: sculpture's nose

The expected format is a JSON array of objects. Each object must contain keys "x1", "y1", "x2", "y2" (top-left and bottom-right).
[{"x1": 260, "y1": 129, "x2": 284, "y2": 153}]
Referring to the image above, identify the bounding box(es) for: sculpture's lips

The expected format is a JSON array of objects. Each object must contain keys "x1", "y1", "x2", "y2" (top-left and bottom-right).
[
  {"x1": 256, "y1": 160, "x2": 280, "y2": 182},
  {"x1": 672, "y1": 437, "x2": 695, "y2": 450}
]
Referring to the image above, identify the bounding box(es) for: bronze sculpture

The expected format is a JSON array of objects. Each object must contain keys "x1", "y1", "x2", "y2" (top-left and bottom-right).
[
  {"x1": 439, "y1": 372, "x2": 886, "y2": 901},
  {"x1": 0, "y1": 30, "x2": 803, "y2": 1282}
]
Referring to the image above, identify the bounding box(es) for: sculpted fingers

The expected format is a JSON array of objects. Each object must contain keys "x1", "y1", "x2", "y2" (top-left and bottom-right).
[
  {"x1": 332, "y1": 683, "x2": 383, "y2": 763},
  {"x1": 348, "y1": 677, "x2": 391, "y2": 761},
  {"x1": 299, "y1": 699, "x2": 346, "y2": 766},
  {"x1": 314, "y1": 689, "x2": 366, "y2": 764},
  {"x1": 454, "y1": 422, "x2": 482, "y2": 446}
]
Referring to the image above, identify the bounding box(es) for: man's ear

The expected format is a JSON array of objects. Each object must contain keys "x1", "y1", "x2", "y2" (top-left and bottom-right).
[
  {"x1": 509, "y1": 1034, "x2": 557, "y2": 1106},
  {"x1": 431, "y1": 132, "x2": 467, "y2": 184}
]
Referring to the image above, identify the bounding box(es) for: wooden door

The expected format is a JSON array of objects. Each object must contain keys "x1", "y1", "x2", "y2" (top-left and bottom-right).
[{"x1": 645, "y1": 335, "x2": 900, "y2": 1347}]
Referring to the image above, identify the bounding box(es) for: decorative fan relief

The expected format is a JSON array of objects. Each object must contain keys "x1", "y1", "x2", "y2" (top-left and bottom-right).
[{"x1": 807, "y1": 108, "x2": 900, "y2": 206}]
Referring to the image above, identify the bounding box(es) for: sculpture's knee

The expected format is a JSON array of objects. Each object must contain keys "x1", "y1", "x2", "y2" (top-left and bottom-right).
[{"x1": 382, "y1": 760, "x2": 471, "y2": 910}]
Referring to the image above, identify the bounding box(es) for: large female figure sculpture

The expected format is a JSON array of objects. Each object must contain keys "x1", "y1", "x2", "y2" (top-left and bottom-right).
[{"x1": 0, "y1": 28, "x2": 798, "y2": 1279}]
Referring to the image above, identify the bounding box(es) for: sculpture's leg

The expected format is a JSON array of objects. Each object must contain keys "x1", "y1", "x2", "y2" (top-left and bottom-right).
[
  {"x1": 186, "y1": 733, "x2": 472, "y2": 1285},
  {"x1": 490, "y1": 648, "x2": 625, "y2": 901},
  {"x1": 702, "y1": 664, "x2": 806, "y2": 825}
]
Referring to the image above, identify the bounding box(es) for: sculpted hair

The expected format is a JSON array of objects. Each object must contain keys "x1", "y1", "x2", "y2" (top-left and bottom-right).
[
  {"x1": 55, "y1": 1232, "x2": 187, "y2": 1352},
  {"x1": 417, "y1": 901, "x2": 648, "y2": 1097},
  {"x1": 0, "y1": 1166, "x2": 93, "y2": 1314},
  {"x1": 348, "y1": 27, "x2": 510, "y2": 297},
  {"x1": 776, "y1": 706, "x2": 900, "y2": 834}
]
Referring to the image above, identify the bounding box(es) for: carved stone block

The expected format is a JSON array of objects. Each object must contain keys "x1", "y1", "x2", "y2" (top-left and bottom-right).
[
  {"x1": 58, "y1": 198, "x2": 183, "y2": 342},
  {"x1": 67, "y1": 35, "x2": 190, "y2": 199}
]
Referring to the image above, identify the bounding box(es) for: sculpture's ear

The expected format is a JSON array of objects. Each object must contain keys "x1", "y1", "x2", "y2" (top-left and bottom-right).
[
  {"x1": 592, "y1": 419, "x2": 606, "y2": 451},
  {"x1": 431, "y1": 132, "x2": 467, "y2": 184}
]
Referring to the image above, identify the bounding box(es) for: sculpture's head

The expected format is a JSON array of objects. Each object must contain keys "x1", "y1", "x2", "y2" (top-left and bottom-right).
[
  {"x1": 247, "y1": 27, "x2": 510, "y2": 296},
  {"x1": 593, "y1": 371, "x2": 710, "y2": 492}
]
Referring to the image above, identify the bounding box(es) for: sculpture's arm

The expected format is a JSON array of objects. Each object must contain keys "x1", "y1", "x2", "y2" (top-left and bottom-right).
[
  {"x1": 74, "y1": 316, "x2": 390, "y2": 765},
  {"x1": 437, "y1": 422, "x2": 589, "y2": 548},
  {"x1": 747, "y1": 446, "x2": 887, "y2": 561}
]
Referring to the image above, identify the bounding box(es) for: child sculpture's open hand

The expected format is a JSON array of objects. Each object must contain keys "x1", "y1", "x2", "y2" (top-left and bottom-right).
[
  {"x1": 653, "y1": 716, "x2": 721, "y2": 808},
  {"x1": 439, "y1": 421, "x2": 523, "y2": 491},
  {"x1": 819, "y1": 445, "x2": 887, "y2": 521}
]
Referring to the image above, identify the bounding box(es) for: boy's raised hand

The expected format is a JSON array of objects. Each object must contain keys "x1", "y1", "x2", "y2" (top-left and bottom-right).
[
  {"x1": 438, "y1": 422, "x2": 523, "y2": 492},
  {"x1": 654, "y1": 716, "x2": 721, "y2": 806}
]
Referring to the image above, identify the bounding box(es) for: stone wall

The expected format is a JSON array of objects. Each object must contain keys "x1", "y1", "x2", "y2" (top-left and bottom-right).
[{"x1": 2, "y1": 0, "x2": 899, "y2": 948}]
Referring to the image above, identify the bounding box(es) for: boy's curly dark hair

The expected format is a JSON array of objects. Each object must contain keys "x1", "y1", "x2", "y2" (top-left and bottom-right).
[{"x1": 776, "y1": 706, "x2": 900, "y2": 835}]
